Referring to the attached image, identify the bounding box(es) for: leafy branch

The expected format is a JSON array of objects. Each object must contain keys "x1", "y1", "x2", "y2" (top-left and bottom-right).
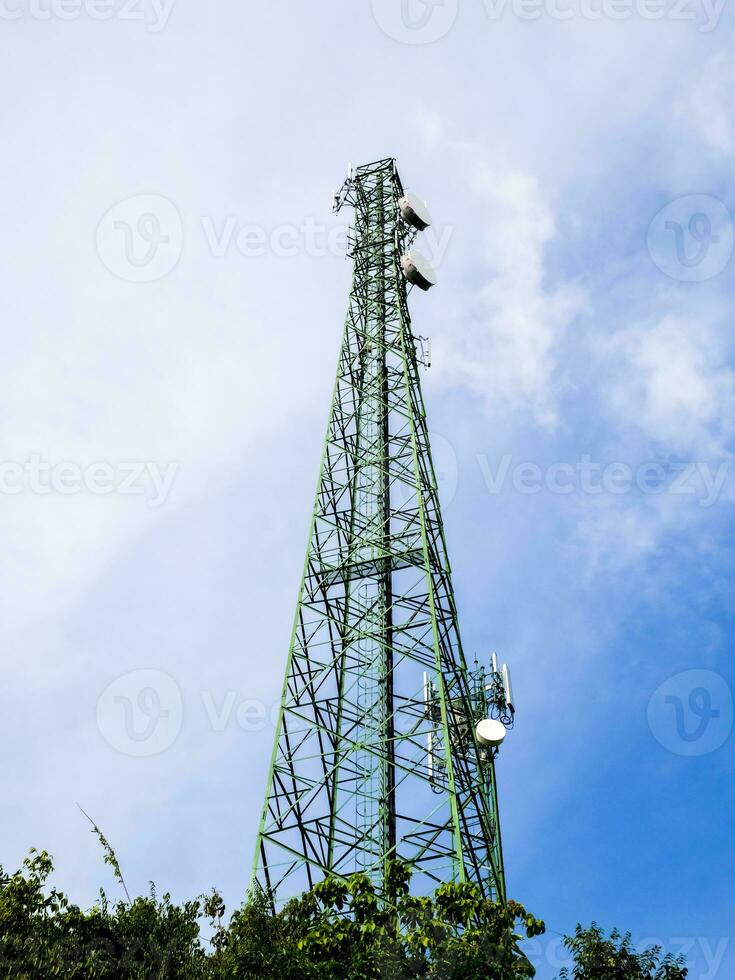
[{"x1": 76, "y1": 803, "x2": 131, "y2": 904}]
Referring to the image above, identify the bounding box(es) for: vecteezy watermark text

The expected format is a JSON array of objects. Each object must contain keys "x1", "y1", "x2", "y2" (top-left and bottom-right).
[
  {"x1": 522, "y1": 932, "x2": 730, "y2": 980},
  {"x1": 481, "y1": 0, "x2": 725, "y2": 32},
  {"x1": 0, "y1": 0, "x2": 176, "y2": 31},
  {"x1": 370, "y1": 0, "x2": 725, "y2": 44},
  {"x1": 201, "y1": 215, "x2": 352, "y2": 260},
  {"x1": 201, "y1": 214, "x2": 451, "y2": 262},
  {"x1": 0, "y1": 456, "x2": 178, "y2": 508},
  {"x1": 476, "y1": 454, "x2": 730, "y2": 508}
]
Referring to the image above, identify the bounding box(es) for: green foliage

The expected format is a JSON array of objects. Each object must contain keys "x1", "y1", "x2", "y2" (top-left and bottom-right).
[
  {"x1": 77, "y1": 804, "x2": 132, "y2": 904},
  {"x1": 0, "y1": 850, "x2": 206, "y2": 978},
  {"x1": 0, "y1": 850, "x2": 688, "y2": 979},
  {"x1": 0, "y1": 853, "x2": 542, "y2": 979},
  {"x1": 557, "y1": 924, "x2": 688, "y2": 979},
  {"x1": 215, "y1": 869, "x2": 544, "y2": 979}
]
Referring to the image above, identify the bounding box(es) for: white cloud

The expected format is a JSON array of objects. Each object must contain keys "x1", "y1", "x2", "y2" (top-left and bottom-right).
[
  {"x1": 428, "y1": 140, "x2": 585, "y2": 429},
  {"x1": 679, "y1": 50, "x2": 735, "y2": 158},
  {"x1": 569, "y1": 488, "x2": 702, "y2": 578},
  {"x1": 605, "y1": 315, "x2": 735, "y2": 456},
  {"x1": 560, "y1": 315, "x2": 735, "y2": 574}
]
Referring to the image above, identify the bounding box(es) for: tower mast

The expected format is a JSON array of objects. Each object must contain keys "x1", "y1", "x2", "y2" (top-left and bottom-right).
[{"x1": 252, "y1": 158, "x2": 513, "y2": 904}]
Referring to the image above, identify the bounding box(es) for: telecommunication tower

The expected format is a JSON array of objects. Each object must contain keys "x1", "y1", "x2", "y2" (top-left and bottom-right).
[{"x1": 252, "y1": 158, "x2": 515, "y2": 905}]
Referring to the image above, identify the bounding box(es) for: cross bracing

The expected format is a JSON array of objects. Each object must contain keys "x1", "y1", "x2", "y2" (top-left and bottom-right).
[{"x1": 252, "y1": 158, "x2": 507, "y2": 906}]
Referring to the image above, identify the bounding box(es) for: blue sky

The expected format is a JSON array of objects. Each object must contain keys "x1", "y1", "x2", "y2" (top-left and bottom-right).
[{"x1": 1, "y1": 2, "x2": 734, "y2": 977}]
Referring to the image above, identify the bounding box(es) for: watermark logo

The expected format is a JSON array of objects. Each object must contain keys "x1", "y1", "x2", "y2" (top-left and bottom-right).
[
  {"x1": 648, "y1": 669, "x2": 733, "y2": 757},
  {"x1": 97, "y1": 669, "x2": 184, "y2": 757},
  {"x1": 647, "y1": 195, "x2": 733, "y2": 283},
  {"x1": 96, "y1": 194, "x2": 183, "y2": 283},
  {"x1": 370, "y1": 0, "x2": 459, "y2": 44}
]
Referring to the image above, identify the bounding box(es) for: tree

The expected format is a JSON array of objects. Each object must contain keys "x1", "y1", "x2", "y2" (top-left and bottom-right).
[
  {"x1": 557, "y1": 924, "x2": 688, "y2": 979},
  {"x1": 0, "y1": 851, "x2": 543, "y2": 978},
  {"x1": 0, "y1": 848, "x2": 689, "y2": 979},
  {"x1": 0, "y1": 850, "x2": 208, "y2": 978},
  {"x1": 214, "y1": 861, "x2": 545, "y2": 979}
]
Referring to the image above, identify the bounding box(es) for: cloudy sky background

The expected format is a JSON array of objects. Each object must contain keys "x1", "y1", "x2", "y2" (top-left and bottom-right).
[{"x1": 1, "y1": 2, "x2": 734, "y2": 976}]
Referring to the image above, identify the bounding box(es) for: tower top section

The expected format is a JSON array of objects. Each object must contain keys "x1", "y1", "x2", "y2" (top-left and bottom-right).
[{"x1": 332, "y1": 157, "x2": 438, "y2": 291}]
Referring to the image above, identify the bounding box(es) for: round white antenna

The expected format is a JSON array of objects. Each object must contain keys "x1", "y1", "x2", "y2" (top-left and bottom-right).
[
  {"x1": 398, "y1": 193, "x2": 431, "y2": 231},
  {"x1": 475, "y1": 718, "x2": 506, "y2": 748},
  {"x1": 400, "y1": 249, "x2": 437, "y2": 291},
  {"x1": 399, "y1": 192, "x2": 432, "y2": 231}
]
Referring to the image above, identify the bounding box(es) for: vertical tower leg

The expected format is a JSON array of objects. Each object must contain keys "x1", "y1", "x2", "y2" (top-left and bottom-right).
[{"x1": 252, "y1": 158, "x2": 507, "y2": 904}]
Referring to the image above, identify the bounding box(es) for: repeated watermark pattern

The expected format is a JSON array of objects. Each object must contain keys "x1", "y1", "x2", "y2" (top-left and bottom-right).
[
  {"x1": 371, "y1": 0, "x2": 726, "y2": 43},
  {"x1": 8, "y1": 449, "x2": 719, "y2": 517},
  {"x1": 648, "y1": 669, "x2": 733, "y2": 757},
  {"x1": 0, "y1": 930, "x2": 729, "y2": 975},
  {"x1": 98, "y1": 190, "x2": 735, "y2": 291},
  {"x1": 647, "y1": 194, "x2": 734, "y2": 282},
  {"x1": 8, "y1": 450, "x2": 724, "y2": 510},
  {"x1": 0, "y1": 0, "x2": 176, "y2": 31},
  {"x1": 96, "y1": 194, "x2": 453, "y2": 283},
  {"x1": 98, "y1": 190, "x2": 735, "y2": 294},
  {"x1": 98, "y1": 666, "x2": 735, "y2": 762}
]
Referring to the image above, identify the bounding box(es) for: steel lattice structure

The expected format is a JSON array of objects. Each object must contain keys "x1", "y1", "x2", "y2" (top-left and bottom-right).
[{"x1": 252, "y1": 158, "x2": 510, "y2": 905}]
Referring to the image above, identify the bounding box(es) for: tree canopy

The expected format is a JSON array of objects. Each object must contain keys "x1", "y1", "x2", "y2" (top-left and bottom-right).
[
  {"x1": 558, "y1": 924, "x2": 688, "y2": 980},
  {"x1": 0, "y1": 850, "x2": 686, "y2": 979}
]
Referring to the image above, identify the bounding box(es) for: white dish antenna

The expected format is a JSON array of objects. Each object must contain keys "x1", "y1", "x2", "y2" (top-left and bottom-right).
[
  {"x1": 475, "y1": 718, "x2": 506, "y2": 748},
  {"x1": 401, "y1": 249, "x2": 437, "y2": 291},
  {"x1": 399, "y1": 192, "x2": 432, "y2": 231}
]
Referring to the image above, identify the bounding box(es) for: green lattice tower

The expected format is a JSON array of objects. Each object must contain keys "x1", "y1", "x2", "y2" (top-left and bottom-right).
[{"x1": 252, "y1": 158, "x2": 508, "y2": 905}]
